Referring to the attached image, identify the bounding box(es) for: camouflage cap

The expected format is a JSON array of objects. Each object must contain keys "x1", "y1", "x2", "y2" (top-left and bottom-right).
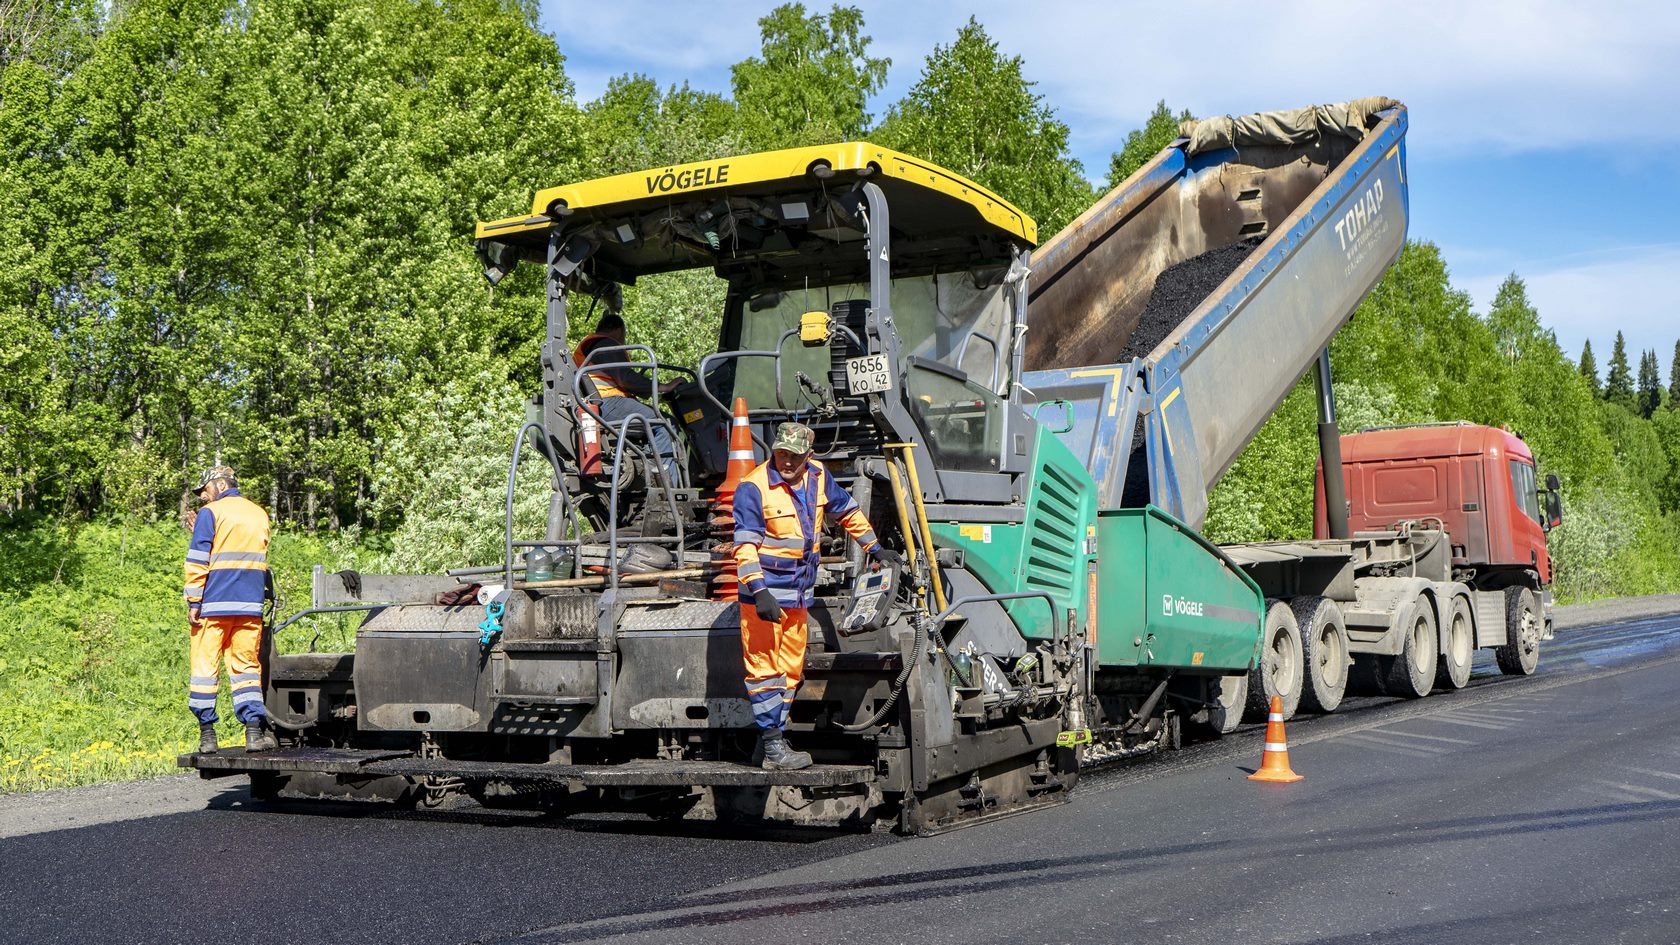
[
  {"x1": 192, "y1": 465, "x2": 237, "y2": 491},
  {"x1": 771, "y1": 422, "x2": 816, "y2": 455}
]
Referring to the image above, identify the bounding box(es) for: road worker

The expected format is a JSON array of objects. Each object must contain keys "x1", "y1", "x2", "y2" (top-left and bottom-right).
[
  {"x1": 183, "y1": 466, "x2": 278, "y2": 754},
  {"x1": 732, "y1": 422, "x2": 902, "y2": 769},
  {"x1": 573, "y1": 312, "x2": 683, "y2": 484}
]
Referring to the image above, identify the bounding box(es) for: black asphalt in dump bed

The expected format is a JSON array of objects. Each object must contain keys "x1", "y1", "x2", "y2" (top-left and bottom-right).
[{"x1": 1117, "y1": 238, "x2": 1262, "y2": 363}]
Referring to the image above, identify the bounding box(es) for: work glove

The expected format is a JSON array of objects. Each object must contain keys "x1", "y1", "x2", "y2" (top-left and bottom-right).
[
  {"x1": 871, "y1": 546, "x2": 905, "y2": 570},
  {"x1": 752, "y1": 586, "x2": 784, "y2": 623}
]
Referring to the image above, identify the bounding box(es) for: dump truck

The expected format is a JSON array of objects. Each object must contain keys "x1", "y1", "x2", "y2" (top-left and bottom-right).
[{"x1": 183, "y1": 97, "x2": 1561, "y2": 834}]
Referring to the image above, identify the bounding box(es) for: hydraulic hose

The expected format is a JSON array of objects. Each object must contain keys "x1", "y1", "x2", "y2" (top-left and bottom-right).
[
  {"x1": 881, "y1": 453, "x2": 922, "y2": 587},
  {"x1": 839, "y1": 601, "x2": 929, "y2": 733},
  {"x1": 895, "y1": 445, "x2": 948, "y2": 612}
]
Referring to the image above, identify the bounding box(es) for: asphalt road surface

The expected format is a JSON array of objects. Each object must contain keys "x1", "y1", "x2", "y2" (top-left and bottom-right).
[{"x1": 5, "y1": 596, "x2": 1680, "y2": 945}]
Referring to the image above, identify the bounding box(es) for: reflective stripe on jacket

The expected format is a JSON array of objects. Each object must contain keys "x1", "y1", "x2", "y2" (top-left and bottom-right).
[
  {"x1": 732, "y1": 459, "x2": 879, "y2": 608},
  {"x1": 573, "y1": 332, "x2": 630, "y2": 399},
  {"x1": 184, "y1": 489, "x2": 271, "y2": 618}
]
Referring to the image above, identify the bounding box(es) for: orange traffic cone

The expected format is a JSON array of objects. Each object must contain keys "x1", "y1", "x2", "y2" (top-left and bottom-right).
[
  {"x1": 710, "y1": 398, "x2": 758, "y2": 601},
  {"x1": 723, "y1": 397, "x2": 757, "y2": 485},
  {"x1": 1248, "y1": 695, "x2": 1304, "y2": 783}
]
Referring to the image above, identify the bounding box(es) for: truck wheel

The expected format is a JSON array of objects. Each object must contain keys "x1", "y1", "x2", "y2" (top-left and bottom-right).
[
  {"x1": 1247, "y1": 600, "x2": 1304, "y2": 721},
  {"x1": 1382, "y1": 592, "x2": 1438, "y2": 698},
  {"x1": 1435, "y1": 595, "x2": 1474, "y2": 690},
  {"x1": 1207, "y1": 672, "x2": 1248, "y2": 736},
  {"x1": 1294, "y1": 596, "x2": 1349, "y2": 713},
  {"x1": 1495, "y1": 587, "x2": 1542, "y2": 676},
  {"x1": 1349, "y1": 654, "x2": 1386, "y2": 695}
]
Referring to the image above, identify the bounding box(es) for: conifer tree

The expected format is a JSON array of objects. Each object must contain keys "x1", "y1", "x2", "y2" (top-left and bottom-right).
[
  {"x1": 1605, "y1": 331, "x2": 1635, "y2": 408},
  {"x1": 1669, "y1": 340, "x2": 1680, "y2": 410},
  {"x1": 1639, "y1": 349, "x2": 1662, "y2": 418},
  {"x1": 1578, "y1": 339, "x2": 1600, "y2": 394}
]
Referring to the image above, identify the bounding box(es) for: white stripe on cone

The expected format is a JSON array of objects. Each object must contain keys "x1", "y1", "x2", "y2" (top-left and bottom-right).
[
  {"x1": 1264, "y1": 742, "x2": 1289, "y2": 752},
  {"x1": 1269, "y1": 713, "x2": 1284, "y2": 722}
]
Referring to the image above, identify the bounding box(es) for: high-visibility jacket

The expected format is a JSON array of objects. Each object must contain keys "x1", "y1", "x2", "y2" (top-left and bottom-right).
[
  {"x1": 732, "y1": 460, "x2": 878, "y2": 609},
  {"x1": 184, "y1": 488, "x2": 271, "y2": 618},
  {"x1": 573, "y1": 332, "x2": 631, "y2": 399}
]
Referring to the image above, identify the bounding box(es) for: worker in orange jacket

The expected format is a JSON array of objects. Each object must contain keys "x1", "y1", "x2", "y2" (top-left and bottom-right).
[
  {"x1": 573, "y1": 313, "x2": 682, "y2": 483},
  {"x1": 183, "y1": 466, "x2": 278, "y2": 754},
  {"x1": 732, "y1": 423, "x2": 901, "y2": 769}
]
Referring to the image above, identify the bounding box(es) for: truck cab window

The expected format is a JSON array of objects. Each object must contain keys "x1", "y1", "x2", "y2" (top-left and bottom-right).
[{"x1": 1509, "y1": 460, "x2": 1540, "y2": 525}]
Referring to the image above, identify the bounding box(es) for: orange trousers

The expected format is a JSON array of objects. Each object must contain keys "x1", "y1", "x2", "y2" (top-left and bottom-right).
[
  {"x1": 189, "y1": 615, "x2": 266, "y2": 724},
  {"x1": 740, "y1": 604, "x2": 808, "y2": 732}
]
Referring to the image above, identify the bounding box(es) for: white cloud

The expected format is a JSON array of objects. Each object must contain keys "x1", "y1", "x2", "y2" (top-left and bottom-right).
[
  {"x1": 543, "y1": 0, "x2": 1680, "y2": 167},
  {"x1": 1459, "y1": 244, "x2": 1680, "y2": 369}
]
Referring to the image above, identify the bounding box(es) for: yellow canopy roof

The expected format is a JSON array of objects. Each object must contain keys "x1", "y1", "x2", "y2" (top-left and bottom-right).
[{"x1": 475, "y1": 142, "x2": 1036, "y2": 284}]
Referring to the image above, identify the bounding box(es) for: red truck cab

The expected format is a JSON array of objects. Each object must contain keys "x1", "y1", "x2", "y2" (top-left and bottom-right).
[{"x1": 1314, "y1": 422, "x2": 1559, "y2": 586}]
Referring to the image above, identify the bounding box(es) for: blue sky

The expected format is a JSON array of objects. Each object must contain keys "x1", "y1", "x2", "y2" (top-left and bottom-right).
[{"x1": 541, "y1": 0, "x2": 1680, "y2": 374}]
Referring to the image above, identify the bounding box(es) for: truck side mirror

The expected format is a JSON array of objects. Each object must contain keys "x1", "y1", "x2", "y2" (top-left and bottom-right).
[
  {"x1": 1543, "y1": 489, "x2": 1563, "y2": 530},
  {"x1": 1545, "y1": 473, "x2": 1561, "y2": 492}
]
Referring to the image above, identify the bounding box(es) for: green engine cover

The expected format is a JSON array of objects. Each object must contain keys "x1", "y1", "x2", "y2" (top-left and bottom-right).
[
  {"x1": 1094, "y1": 507, "x2": 1261, "y2": 671},
  {"x1": 927, "y1": 426, "x2": 1259, "y2": 674},
  {"x1": 930, "y1": 423, "x2": 1097, "y2": 641}
]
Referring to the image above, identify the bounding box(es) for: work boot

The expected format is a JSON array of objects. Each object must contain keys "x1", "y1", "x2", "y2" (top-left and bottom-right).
[
  {"x1": 244, "y1": 719, "x2": 278, "y2": 753},
  {"x1": 759, "y1": 731, "x2": 812, "y2": 771},
  {"x1": 198, "y1": 722, "x2": 219, "y2": 754}
]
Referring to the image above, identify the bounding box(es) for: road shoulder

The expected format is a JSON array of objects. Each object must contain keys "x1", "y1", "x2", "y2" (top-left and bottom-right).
[
  {"x1": 0, "y1": 772, "x2": 232, "y2": 840},
  {"x1": 1554, "y1": 592, "x2": 1680, "y2": 631}
]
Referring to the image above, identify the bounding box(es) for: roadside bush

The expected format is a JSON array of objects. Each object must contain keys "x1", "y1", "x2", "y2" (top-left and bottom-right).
[{"x1": 0, "y1": 519, "x2": 350, "y2": 792}]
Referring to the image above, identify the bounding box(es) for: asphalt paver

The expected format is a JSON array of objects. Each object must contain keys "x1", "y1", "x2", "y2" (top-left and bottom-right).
[{"x1": 5, "y1": 598, "x2": 1679, "y2": 945}]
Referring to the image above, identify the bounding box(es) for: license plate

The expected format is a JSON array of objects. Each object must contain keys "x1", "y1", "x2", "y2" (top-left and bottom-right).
[{"x1": 845, "y1": 355, "x2": 893, "y2": 394}]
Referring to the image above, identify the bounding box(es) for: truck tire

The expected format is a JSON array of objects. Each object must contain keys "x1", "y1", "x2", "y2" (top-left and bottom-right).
[
  {"x1": 1435, "y1": 595, "x2": 1474, "y2": 690},
  {"x1": 1207, "y1": 673, "x2": 1248, "y2": 736},
  {"x1": 1381, "y1": 592, "x2": 1438, "y2": 698},
  {"x1": 1246, "y1": 600, "x2": 1303, "y2": 721},
  {"x1": 1349, "y1": 654, "x2": 1386, "y2": 695},
  {"x1": 1294, "y1": 596, "x2": 1349, "y2": 713},
  {"x1": 1495, "y1": 587, "x2": 1542, "y2": 676}
]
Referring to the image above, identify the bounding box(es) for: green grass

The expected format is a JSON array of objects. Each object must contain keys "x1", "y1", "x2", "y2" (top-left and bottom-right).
[{"x1": 0, "y1": 517, "x2": 362, "y2": 793}]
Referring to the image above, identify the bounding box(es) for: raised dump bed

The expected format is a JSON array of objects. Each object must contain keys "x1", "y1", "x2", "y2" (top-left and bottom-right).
[{"x1": 1024, "y1": 98, "x2": 1409, "y2": 527}]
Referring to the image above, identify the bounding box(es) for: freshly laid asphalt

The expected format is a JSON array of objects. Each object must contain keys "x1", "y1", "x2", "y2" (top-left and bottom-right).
[{"x1": 4, "y1": 597, "x2": 1680, "y2": 945}]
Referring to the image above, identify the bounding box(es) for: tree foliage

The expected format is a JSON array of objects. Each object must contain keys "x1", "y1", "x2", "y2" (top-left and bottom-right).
[
  {"x1": 1638, "y1": 349, "x2": 1662, "y2": 418},
  {"x1": 1670, "y1": 340, "x2": 1680, "y2": 410},
  {"x1": 1605, "y1": 331, "x2": 1634, "y2": 408},
  {"x1": 873, "y1": 17, "x2": 1093, "y2": 236},
  {"x1": 0, "y1": 0, "x2": 581, "y2": 528},
  {"x1": 1578, "y1": 338, "x2": 1599, "y2": 394},
  {"x1": 1106, "y1": 100, "x2": 1193, "y2": 189},
  {"x1": 729, "y1": 3, "x2": 887, "y2": 150},
  {"x1": 1207, "y1": 250, "x2": 1680, "y2": 601},
  {"x1": 584, "y1": 74, "x2": 745, "y2": 176},
  {"x1": 5, "y1": 2, "x2": 1679, "y2": 612}
]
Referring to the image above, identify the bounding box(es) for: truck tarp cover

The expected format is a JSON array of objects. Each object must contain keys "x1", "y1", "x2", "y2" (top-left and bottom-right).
[{"x1": 1180, "y1": 96, "x2": 1401, "y2": 155}]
